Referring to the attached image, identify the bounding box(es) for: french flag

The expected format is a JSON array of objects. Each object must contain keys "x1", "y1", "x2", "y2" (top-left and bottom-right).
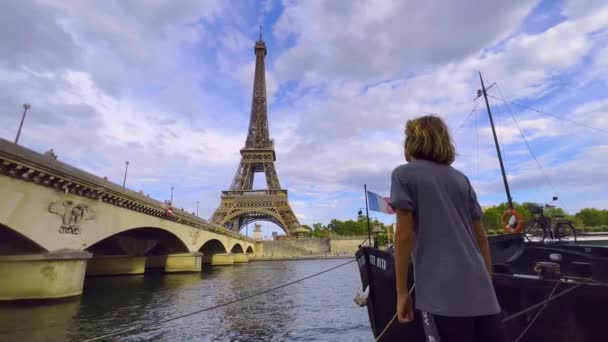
[{"x1": 367, "y1": 190, "x2": 395, "y2": 215}]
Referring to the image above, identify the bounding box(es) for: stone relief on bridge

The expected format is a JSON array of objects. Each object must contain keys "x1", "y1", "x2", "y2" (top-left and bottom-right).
[
  {"x1": 48, "y1": 201, "x2": 96, "y2": 235},
  {"x1": 190, "y1": 228, "x2": 200, "y2": 245}
]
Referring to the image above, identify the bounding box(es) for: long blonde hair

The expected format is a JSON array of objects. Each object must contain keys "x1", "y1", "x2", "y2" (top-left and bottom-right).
[{"x1": 404, "y1": 115, "x2": 455, "y2": 165}]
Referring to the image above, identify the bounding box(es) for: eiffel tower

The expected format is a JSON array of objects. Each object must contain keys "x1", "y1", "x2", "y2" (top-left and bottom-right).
[{"x1": 211, "y1": 31, "x2": 300, "y2": 235}]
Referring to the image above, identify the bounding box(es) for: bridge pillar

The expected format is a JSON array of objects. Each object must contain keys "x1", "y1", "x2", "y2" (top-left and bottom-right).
[
  {"x1": 0, "y1": 250, "x2": 91, "y2": 301},
  {"x1": 165, "y1": 252, "x2": 203, "y2": 273},
  {"x1": 86, "y1": 255, "x2": 146, "y2": 276},
  {"x1": 233, "y1": 253, "x2": 249, "y2": 263},
  {"x1": 254, "y1": 241, "x2": 264, "y2": 256},
  {"x1": 202, "y1": 253, "x2": 234, "y2": 266}
]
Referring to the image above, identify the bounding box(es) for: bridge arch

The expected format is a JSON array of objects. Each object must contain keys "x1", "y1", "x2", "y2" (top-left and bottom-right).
[
  {"x1": 225, "y1": 208, "x2": 288, "y2": 234},
  {"x1": 246, "y1": 246, "x2": 254, "y2": 253},
  {"x1": 199, "y1": 239, "x2": 228, "y2": 255},
  {"x1": 0, "y1": 223, "x2": 47, "y2": 255},
  {"x1": 86, "y1": 227, "x2": 189, "y2": 256},
  {"x1": 230, "y1": 243, "x2": 244, "y2": 253}
]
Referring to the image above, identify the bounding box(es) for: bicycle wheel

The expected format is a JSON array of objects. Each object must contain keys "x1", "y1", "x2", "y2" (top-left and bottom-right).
[
  {"x1": 524, "y1": 222, "x2": 546, "y2": 243},
  {"x1": 556, "y1": 222, "x2": 577, "y2": 243}
]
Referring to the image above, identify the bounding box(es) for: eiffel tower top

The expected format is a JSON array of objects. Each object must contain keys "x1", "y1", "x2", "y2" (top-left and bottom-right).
[{"x1": 244, "y1": 26, "x2": 272, "y2": 150}]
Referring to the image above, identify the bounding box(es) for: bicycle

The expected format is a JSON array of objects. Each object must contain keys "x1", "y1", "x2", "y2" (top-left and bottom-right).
[{"x1": 524, "y1": 198, "x2": 577, "y2": 243}]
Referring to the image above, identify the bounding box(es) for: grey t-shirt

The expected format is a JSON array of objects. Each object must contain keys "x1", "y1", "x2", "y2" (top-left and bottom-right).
[{"x1": 390, "y1": 159, "x2": 500, "y2": 317}]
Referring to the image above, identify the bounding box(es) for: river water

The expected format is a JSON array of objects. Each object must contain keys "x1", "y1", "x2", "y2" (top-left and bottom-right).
[{"x1": 0, "y1": 259, "x2": 372, "y2": 342}]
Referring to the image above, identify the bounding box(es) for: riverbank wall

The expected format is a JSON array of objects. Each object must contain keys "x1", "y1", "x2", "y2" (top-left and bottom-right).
[{"x1": 252, "y1": 236, "x2": 367, "y2": 260}]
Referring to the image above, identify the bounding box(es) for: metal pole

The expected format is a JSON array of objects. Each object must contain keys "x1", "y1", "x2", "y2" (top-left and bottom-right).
[
  {"x1": 170, "y1": 186, "x2": 174, "y2": 204},
  {"x1": 14, "y1": 104, "x2": 31, "y2": 144},
  {"x1": 479, "y1": 72, "x2": 513, "y2": 209},
  {"x1": 122, "y1": 161, "x2": 129, "y2": 187},
  {"x1": 364, "y1": 184, "x2": 372, "y2": 246},
  {"x1": 196, "y1": 201, "x2": 199, "y2": 216}
]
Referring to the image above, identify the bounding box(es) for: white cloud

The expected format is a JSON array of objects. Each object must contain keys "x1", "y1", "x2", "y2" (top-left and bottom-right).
[{"x1": 1, "y1": 0, "x2": 608, "y2": 229}]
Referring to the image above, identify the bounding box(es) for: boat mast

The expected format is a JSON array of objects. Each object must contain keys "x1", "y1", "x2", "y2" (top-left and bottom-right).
[{"x1": 478, "y1": 72, "x2": 514, "y2": 210}]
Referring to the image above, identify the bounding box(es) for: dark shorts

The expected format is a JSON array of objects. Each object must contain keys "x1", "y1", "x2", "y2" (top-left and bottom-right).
[{"x1": 421, "y1": 311, "x2": 507, "y2": 342}]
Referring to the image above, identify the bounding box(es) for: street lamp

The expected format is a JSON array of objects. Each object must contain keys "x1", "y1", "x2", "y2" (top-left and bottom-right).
[
  {"x1": 196, "y1": 201, "x2": 199, "y2": 216},
  {"x1": 170, "y1": 186, "x2": 174, "y2": 204},
  {"x1": 122, "y1": 161, "x2": 129, "y2": 187},
  {"x1": 14, "y1": 104, "x2": 31, "y2": 144}
]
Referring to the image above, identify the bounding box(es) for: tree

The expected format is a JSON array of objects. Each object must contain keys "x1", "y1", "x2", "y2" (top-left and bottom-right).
[{"x1": 576, "y1": 208, "x2": 607, "y2": 227}]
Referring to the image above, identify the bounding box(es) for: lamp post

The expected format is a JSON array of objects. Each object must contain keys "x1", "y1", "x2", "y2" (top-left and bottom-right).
[
  {"x1": 196, "y1": 201, "x2": 199, "y2": 216},
  {"x1": 122, "y1": 161, "x2": 129, "y2": 187},
  {"x1": 14, "y1": 104, "x2": 31, "y2": 144},
  {"x1": 170, "y1": 186, "x2": 174, "y2": 205}
]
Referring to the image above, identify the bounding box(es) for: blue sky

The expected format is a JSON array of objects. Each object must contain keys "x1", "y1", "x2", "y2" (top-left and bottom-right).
[{"x1": 1, "y1": 0, "x2": 607, "y2": 238}]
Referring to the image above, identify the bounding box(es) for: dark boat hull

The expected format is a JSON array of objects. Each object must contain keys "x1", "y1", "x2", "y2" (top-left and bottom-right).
[{"x1": 356, "y1": 234, "x2": 608, "y2": 341}]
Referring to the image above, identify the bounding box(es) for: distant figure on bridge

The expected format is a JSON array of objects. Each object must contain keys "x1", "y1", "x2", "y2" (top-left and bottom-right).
[
  {"x1": 43, "y1": 148, "x2": 58, "y2": 160},
  {"x1": 390, "y1": 115, "x2": 506, "y2": 341}
]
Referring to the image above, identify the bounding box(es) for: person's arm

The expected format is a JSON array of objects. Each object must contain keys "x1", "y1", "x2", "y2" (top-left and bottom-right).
[
  {"x1": 473, "y1": 218, "x2": 492, "y2": 275},
  {"x1": 466, "y1": 177, "x2": 491, "y2": 274},
  {"x1": 395, "y1": 208, "x2": 415, "y2": 323}
]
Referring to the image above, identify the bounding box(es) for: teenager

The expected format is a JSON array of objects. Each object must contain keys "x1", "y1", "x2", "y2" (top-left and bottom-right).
[{"x1": 390, "y1": 115, "x2": 506, "y2": 342}]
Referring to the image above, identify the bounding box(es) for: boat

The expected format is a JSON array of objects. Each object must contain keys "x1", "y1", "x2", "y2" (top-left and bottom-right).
[{"x1": 355, "y1": 73, "x2": 608, "y2": 342}]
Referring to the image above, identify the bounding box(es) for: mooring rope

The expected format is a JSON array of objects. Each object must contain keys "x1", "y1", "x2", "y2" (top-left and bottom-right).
[
  {"x1": 82, "y1": 258, "x2": 356, "y2": 342},
  {"x1": 374, "y1": 284, "x2": 415, "y2": 341},
  {"x1": 502, "y1": 276, "x2": 607, "y2": 341},
  {"x1": 511, "y1": 279, "x2": 561, "y2": 342},
  {"x1": 373, "y1": 276, "x2": 607, "y2": 342},
  {"x1": 501, "y1": 279, "x2": 587, "y2": 323}
]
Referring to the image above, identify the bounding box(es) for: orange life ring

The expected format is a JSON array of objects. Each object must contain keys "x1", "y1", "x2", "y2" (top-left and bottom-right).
[{"x1": 501, "y1": 209, "x2": 524, "y2": 234}]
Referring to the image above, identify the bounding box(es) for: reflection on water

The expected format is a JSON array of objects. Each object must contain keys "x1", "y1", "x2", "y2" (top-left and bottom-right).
[
  {"x1": 0, "y1": 259, "x2": 372, "y2": 342},
  {"x1": 0, "y1": 299, "x2": 80, "y2": 342}
]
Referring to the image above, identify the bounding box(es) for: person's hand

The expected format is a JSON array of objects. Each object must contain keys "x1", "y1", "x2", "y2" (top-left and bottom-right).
[{"x1": 397, "y1": 292, "x2": 414, "y2": 323}]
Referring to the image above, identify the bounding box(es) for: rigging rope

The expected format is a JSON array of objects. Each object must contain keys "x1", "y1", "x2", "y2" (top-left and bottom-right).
[
  {"x1": 487, "y1": 94, "x2": 608, "y2": 134},
  {"x1": 455, "y1": 97, "x2": 481, "y2": 132},
  {"x1": 474, "y1": 105, "x2": 480, "y2": 189},
  {"x1": 492, "y1": 98, "x2": 510, "y2": 178},
  {"x1": 82, "y1": 258, "x2": 357, "y2": 342},
  {"x1": 492, "y1": 84, "x2": 569, "y2": 212},
  {"x1": 374, "y1": 284, "x2": 416, "y2": 341},
  {"x1": 375, "y1": 276, "x2": 606, "y2": 341},
  {"x1": 511, "y1": 278, "x2": 561, "y2": 342},
  {"x1": 501, "y1": 280, "x2": 587, "y2": 323}
]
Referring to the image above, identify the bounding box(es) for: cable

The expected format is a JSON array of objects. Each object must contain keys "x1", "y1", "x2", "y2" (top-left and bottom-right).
[
  {"x1": 512, "y1": 279, "x2": 560, "y2": 342},
  {"x1": 374, "y1": 284, "x2": 416, "y2": 341},
  {"x1": 493, "y1": 84, "x2": 569, "y2": 212},
  {"x1": 506, "y1": 275, "x2": 608, "y2": 341},
  {"x1": 501, "y1": 279, "x2": 587, "y2": 323},
  {"x1": 475, "y1": 105, "x2": 480, "y2": 189},
  {"x1": 492, "y1": 97, "x2": 510, "y2": 178},
  {"x1": 455, "y1": 97, "x2": 481, "y2": 132},
  {"x1": 82, "y1": 258, "x2": 356, "y2": 342},
  {"x1": 375, "y1": 314, "x2": 397, "y2": 342},
  {"x1": 487, "y1": 94, "x2": 608, "y2": 134}
]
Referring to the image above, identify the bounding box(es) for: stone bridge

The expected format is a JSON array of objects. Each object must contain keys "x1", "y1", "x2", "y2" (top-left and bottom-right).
[{"x1": 0, "y1": 139, "x2": 256, "y2": 301}]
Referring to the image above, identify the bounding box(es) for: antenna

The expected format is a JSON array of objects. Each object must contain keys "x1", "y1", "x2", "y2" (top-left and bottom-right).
[{"x1": 259, "y1": 25, "x2": 263, "y2": 41}]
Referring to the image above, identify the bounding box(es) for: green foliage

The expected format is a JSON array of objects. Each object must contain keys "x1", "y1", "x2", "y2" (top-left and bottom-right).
[
  {"x1": 582, "y1": 225, "x2": 608, "y2": 233},
  {"x1": 481, "y1": 202, "x2": 602, "y2": 232},
  {"x1": 576, "y1": 208, "x2": 608, "y2": 227},
  {"x1": 310, "y1": 205, "x2": 608, "y2": 239},
  {"x1": 482, "y1": 202, "x2": 532, "y2": 232},
  {"x1": 310, "y1": 218, "x2": 387, "y2": 237},
  {"x1": 375, "y1": 232, "x2": 389, "y2": 247}
]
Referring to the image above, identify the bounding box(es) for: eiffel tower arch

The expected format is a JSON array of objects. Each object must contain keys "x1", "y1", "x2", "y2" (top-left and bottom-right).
[{"x1": 211, "y1": 32, "x2": 300, "y2": 235}]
